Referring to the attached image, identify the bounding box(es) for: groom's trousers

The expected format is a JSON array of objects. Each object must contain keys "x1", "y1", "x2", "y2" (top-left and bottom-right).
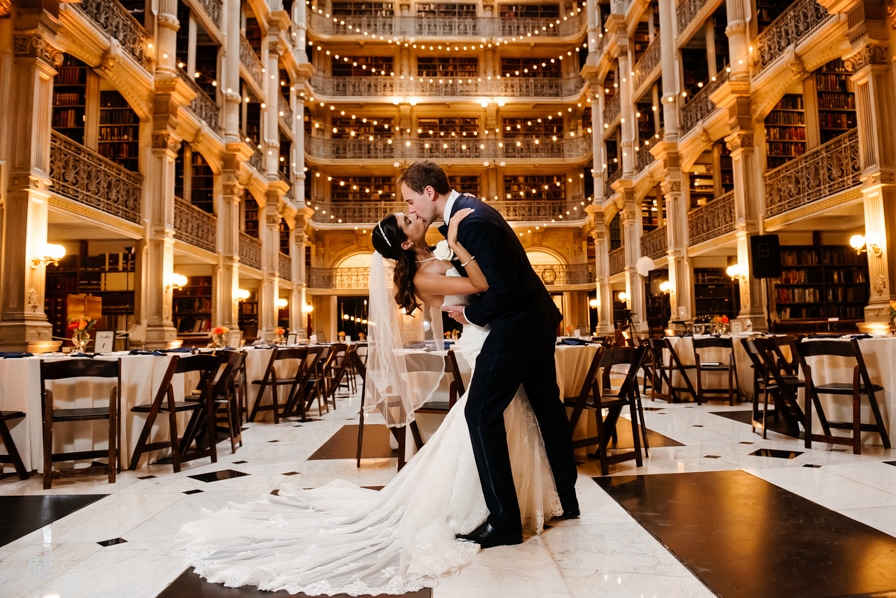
[{"x1": 464, "y1": 328, "x2": 579, "y2": 532}]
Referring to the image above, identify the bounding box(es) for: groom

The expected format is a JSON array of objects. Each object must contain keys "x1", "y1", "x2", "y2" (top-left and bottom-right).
[{"x1": 398, "y1": 160, "x2": 580, "y2": 548}]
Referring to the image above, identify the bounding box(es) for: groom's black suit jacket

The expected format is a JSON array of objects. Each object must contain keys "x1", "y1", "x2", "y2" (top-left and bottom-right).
[{"x1": 443, "y1": 194, "x2": 562, "y2": 346}]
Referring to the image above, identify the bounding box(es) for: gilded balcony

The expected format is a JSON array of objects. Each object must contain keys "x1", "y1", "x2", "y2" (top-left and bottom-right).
[
  {"x1": 634, "y1": 145, "x2": 654, "y2": 175},
  {"x1": 609, "y1": 247, "x2": 625, "y2": 276},
  {"x1": 176, "y1": 69, "x2": 221, "y2": 133},
  {"x1": 279, "y1": 252, "x2": 292, "y2": 281},
  {"x1": 755, "y1": 0, "x2": 832, "y2": 74},
  {"x1": 631, "y1": 36, "x2": 661, "y2": 95},
  {"x1": 688, "y1": 191, "x2": 735, "y2": 246},
  {"x1": 305, "y1": 137, "x2": 396, "y2": 160},
  {"x1": 195, "y1": 0, "x2": 222, "y2": 31},
  {"x1": 74, "y1": 0, "x2": 152, "y2": 70},
  {"x1": 603, "y1": 94, "x2": 621, "y2": 129},
  {"x1": 311, "y1": 201, "x2": 405, "y2": 225},
  {"x1": 681, "y1": 69, "x2": 728, "y2": 135},
  {"x1": 307, "y1": 13, "x2": 585, "y2": 39},
  {"x1": 278, "y1": 95, "x2": 293, "y2": 129},
  {"x1": 765, "y1": 130, "x2": 860, "y2": 218},
  {"x1": 239, "y1": 232, "x2": 261, "y2": 270},
  {"x1": 533, "y1": 263, "x2": 595, "y2": 286},
  {"x1": 309, "y1": 199, "x2": 589, "y2": 225},
  {"x1": 239, "y1": 34, "x2": 264, "y2": 89},
  {"x1": 604, "y1": 168, "x2": 622, "y2": 198},
  {"x1": 309, "y1": 75, "x2": 395, "y2": 98},
  {"x1": 677, "y1": 0, "x2": 712, "y2": 42},
  {"x1": 49, "y1": 131, "x2": 142, "y2": 224},
  {"x1": 501, "y1": 76, "x2": 585, "y2": 98},
  {"x1": 640, "y1": 226, "x2": 668, "y2": 261},
  {"x1": 174, "y1": 196, "x2": 217, "y2": 253}
]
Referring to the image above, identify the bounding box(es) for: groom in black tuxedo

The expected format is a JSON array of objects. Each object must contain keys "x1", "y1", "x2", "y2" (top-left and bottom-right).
[{"x1": 398, "y1": 160, "x2": 579, "y2": 548}]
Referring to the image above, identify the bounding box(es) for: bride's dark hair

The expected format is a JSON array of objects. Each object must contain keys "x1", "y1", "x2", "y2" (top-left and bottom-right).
[{"x1": 371, "y1": 214, "x2": 422, "y2": 315}]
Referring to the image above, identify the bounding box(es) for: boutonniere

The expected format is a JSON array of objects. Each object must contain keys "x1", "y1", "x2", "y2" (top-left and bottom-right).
[{"x1": 432, "y1": 239, "x2": 456, "y2": 261}]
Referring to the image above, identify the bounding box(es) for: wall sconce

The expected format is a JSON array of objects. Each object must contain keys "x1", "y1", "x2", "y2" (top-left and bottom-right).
[
  {"x1": 726, "y1": 264, "x2": 747, "y2": 282},
  {"x1": 166, "y1": 273, "x2": 188, "y2": 291},
  {"x1": 235, "y1": 288, "x2": 251, "y2": 301},
  {"x1": 31, "y1": 243, "x2": 66, "y2": 268},
  {"x1": 276, "y1": 298, "x2": 289, "y2": 309},
  {"x1": 849, "y1": 233, "x2": 882, "y2": 257},
  {"x1": 589, "y1": 298, "x2": 599, "y2": 309},
  {"x1": 659, "y1": 280, "x2": 672, "y2": 293},
  {"x1": 617, "y1": 291, "x2": 628, "y2": 302},
  {"x1": 303, "y1": 303, "x2": 314, "y2": 314}
]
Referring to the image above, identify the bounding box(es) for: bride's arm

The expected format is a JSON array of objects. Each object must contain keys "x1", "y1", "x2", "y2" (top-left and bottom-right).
[{"x1": 447, "y1": 208, "x2": 488, "y2": 293}]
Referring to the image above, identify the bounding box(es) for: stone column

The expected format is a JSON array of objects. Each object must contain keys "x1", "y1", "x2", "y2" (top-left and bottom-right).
[
  {"x1": 218, "y1": 172, "x2": 241, "y2": 331},
  {"x1": 619, "y1": 187, "x2": 647, "y2": 335},
  {"x1": 293, "y1": 218, "x2": 310, "y2": 337},
  {"x1": 0, "y1": 5, "x2": 62, "y2": 352},
  {"x1": 260, "y1": 198, "x2": 281, "y2": 340},
  {"x1": 588, "y1": 209, "x2": 615, "y2": 334}
]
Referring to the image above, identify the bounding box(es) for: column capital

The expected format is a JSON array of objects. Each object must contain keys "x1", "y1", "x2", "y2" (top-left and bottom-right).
[
  {"x1": 13, "y1": 32, "x2": 63, "y2": 66},
  {"x1": 844, "y1": 42, "x2": 890, "y2": 73},
  {"x1": 152, "y1": 131, "x2": 182, "y2": 153},
  {"x1": 725, "y1": 131, "x2": 755, "y2": 153}
]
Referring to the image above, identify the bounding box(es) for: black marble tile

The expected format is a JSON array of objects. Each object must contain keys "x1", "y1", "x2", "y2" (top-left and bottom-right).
[
  {"x1": 312, "y1": 424, "x2": 395, "y2": 460},
  {"x1": 885, "y1": 461, "x2": 896, "y2": 467},
  {"x1": 803, "y1": 464, "x2": 822, "y2": 468},
  {"x1": 233, "y1": 460, "x2": 248, "y2": 464},
  {"x1": 268, "y1": 440, "x2": 280, "y2": 443},
  {"x1": 189, "y1": 469, "x2": 249, "y2": 483},
  {"x1": 184, "y1": 489, "x2": 204, "y2": 495},
  {"x1": 749, "y1": 448, "x2": 802, "y2": 459},
  {"x1": 0, "y1": 495, "x2": 106, "y2": 547},
  {"x1": 157, "y1": 568, "x2": 433, "y2": 597},
  {"x1": 596, "y1": 470, "x2": 896, "y2": 598},
  {"x1": 282, "y1": 471, "x2": 300, "y2": 476},
  {"x1": 704, "y1": 455, "x2": 721, "y2": 459},
  {"x1": 137, "y1": 475, "x2": 157, "y2": 480},
  {"x1": 98, "y1": 537, "x2": 127, "y2": 547},
  {"x1": 711, "y1": 410, "x2": 801, "y2": 439}
]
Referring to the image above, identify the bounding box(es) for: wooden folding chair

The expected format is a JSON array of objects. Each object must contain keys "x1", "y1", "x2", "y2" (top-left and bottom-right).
[
  {"x1": 41, "y1": 358, "x2": 121, "y2": 489},
  {"x1": 0, "y1": 410, "x2": 29, "y2": 480},
  {"x1": 248, "y1": 347, "x2": 308, "y2": 423},
  {"x1": 354, "y1": 351, "x2": 409, "y2": 471},
  {"x1": 692, "y1": 336, "x2": 740, "y2": 405},
  {"x1": 408, "y1": 350, "x2": 466, "y2": 449}
]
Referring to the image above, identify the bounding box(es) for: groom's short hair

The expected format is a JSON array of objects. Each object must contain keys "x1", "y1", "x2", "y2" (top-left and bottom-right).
[{"x1": 397, "y1": 160, "x2": 451, "y2": 195}]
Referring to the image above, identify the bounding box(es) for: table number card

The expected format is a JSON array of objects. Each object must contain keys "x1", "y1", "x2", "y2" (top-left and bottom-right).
[
  {"x1": 94, "y1": 331, "x2": 115, "y2": 353},
  {"x1": 729, "y1": 320, "x2": 743, "y2": 335},
  {"x1": 229, "y1": 330, "x2": 243, "y2": 348},
  {"x1": 286, "y1": 332, "x2": 298, "y2": 346}
]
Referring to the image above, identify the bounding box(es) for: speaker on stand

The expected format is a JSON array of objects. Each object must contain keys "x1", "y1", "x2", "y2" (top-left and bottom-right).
[{"x1": 750, "y1": 235, "x2": 781, "y2": 332}]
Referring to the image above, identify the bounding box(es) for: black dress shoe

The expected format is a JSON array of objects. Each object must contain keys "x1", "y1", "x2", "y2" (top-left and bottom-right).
[
  {"x1": 456, "y1": 521, "x2": 523, "y2": 549},
  {"x1": 558, "y1": 507, "x2": 580, "y2": 519},
  {"x1": 559, "y1": 494, "x2": 580, "y2": 519}
]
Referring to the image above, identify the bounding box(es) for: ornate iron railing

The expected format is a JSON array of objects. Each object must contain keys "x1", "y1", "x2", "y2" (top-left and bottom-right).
[
  {"x1": 174, "y1": 196, "x2": 216, "y2": 252},
  {"x1": 307, "y1": 13, "x2": 585, "y2": 38},
  {"x1": 306, "y1": 137, "x2": 396, "y2": 160},
  {"x1": 75, "y1": 0, "x2": 152, "y2": 69},
  {"x1": 310, "y1": 199, "x2": 589, "y2": 224},
  {"x1": 634, "y1": 146, "x2": 654, "y2": 174},
  {"x1": 414, "y1": 77, "x2": 483, "y2": 97},
  {"x1": 239, "y1": 232, "x2": 261, "y2": 270},
  {"x1": 604, "y1": 168, "x2": 622, "y2": 198},
  {"x1": 755, "y1": 0, "x2": 832, "y2": 73},
  {"x1": 307, "y1": 266, "x2": 370, "y2": 290},
  {"x1": 239, "y1": 34, "x2": 264, "y2": 88},
  {"x1": 681, "y1": 68, "x2": 728, "y2": 134},
  {"x1": 312, "y1": 201, "x2": 405, "y2": 224},
  {"x1": 603, "y1": 94, "x2": 621, "y2": 127},
  {"x1": 640, "y1": 225, "x2": 668, "y2": 260},
  {"x1": 631, "y1": 36, "x2": 661, "y2": 93},
  {"x1": 195, "y1": 0, "x2": 222, "y2": 31},
  {"x1": 688, "y1": 191, "x2": 735, "y2": 246},
  {"x1": 765, "y1": 130, "x2": 860, "y2": 218},
  {"x1": 49, "y1": 131, "x2": 142, "y2": 224},
  {"x1": 279, "y1": 252, "x2": 292, "y2": 281},
  {"x1": 278, "y1": 94, "x2": 293, "y2": 125},
  {"x1": 249, "y1": 146, "x2": 264, "y2": 173},
  {"x1": 677, "y1": 0, "x2": 712, "y2": 37},
  {"x1": 176, "y1": 68, "x2": 220, "y2": 133},
  {"x1": 501, "y1": 76, "x2": 585, "y2": 98},
  {"x1": 609, "y1": 247, "x2": 625, "y2": 275},
  {"x1": 309, "y1": 75, "x2": 396, "y2": 97}
]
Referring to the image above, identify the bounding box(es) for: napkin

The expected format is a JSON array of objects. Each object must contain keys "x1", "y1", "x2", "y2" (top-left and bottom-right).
[{"x1": 0, "y1": 351, "x2": 33, "y2": 358}]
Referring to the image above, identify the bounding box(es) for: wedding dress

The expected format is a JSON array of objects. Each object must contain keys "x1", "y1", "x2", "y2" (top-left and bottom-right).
[{"x1": 180, "y1": 269, "x2": 563, "y2": 596}]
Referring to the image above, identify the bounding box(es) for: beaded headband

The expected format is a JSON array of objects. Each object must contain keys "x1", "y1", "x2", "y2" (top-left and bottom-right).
[{"x1": 377, "y1": 221, "x2": 392, "y2": 247}]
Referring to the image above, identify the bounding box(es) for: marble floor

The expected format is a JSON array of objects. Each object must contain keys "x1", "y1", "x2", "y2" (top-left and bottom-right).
[{"x1": 2, "y1": 385, "x2": 896, "y2": 598}]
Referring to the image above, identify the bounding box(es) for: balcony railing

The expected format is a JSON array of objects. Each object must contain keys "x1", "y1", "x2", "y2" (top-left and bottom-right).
[
  {"x1": 631, "y1": 36, "x2": 661, "y2": 93},
  {"x1": 604, "y1": 167, "x2": 622, "y2": 198},
  {"x1": 533, "y1": 263, "x2": 595, "y2": 286},
  {"x1": 307, "y1": 13, "x2": 585, "y2": 39},
  {"x1": 239, "y1": 34, "x2": 264, "y2": 88},
  {"x1": 49, "y1": 131, "x2": 142, "y2": 224},
  {"x1": 74, "y1": 0, "x2": 152, "y2": 69},
  {"x1": 249, "y1": 146, "x2": 264, "y2": 173},
  {"x1": 681, "y1": 68, "x2": 728, "y2": 135},
  {"x1": 278, "y1": 95, "x2": 293, "y2": 126},
  {"x1": 765, "y1": 129, "x2": 860, "y2": 218},
  {"x1": 634, "y1": 145, "x2": 654, "y2": 174},
  {"x1": 306, "y1": 137, "x2": 396, "y2": 160},
  {"x1": 640, "y1": 225, "x2": 668, "y2": 261},
  {"x1": 609, "y1": 247, "x2": 625, "y2": 276},
  {"x1": 309, "y1": 75, "x2": 395, "y2": 97},
  {"x1": 195, "y1": 0, "x2": 222, "y2": 31},
  {"x1": 279, "y1": 252, "x2": 292, "y2": 281},
  {"x1": 501, "y1": 76, "x2": 585, "y2": 98},
  {"x1": 176, "y1": 69, "x2": 220, "y2": 133},
  {"x1": 603, "y1": 94, "x2": 621, "y2": 127},
  {"x1": 310, "y1": 199, "x2": 589, "y2": 224},
  {"x1": 677, "y1": 0, "x2": 712, "y2": 38},
  {"x1": 174, "y1": 196, "x2": 216, "y2": 253},
  {"x1": 688, "y1": 191, "x2": 735, "y2": 246},
  {"x1": 308, "y1": 266, "x2": 370, "y2": 290},
  {"x1": 414, "y1": 77, "x2": 483, "y2": 97},
  {"x1": 755, "y1": 0, "x2": 832, "y2": 74},
  {"x1": 239, "y1": 232, "x2": 261, "y2": 270}
]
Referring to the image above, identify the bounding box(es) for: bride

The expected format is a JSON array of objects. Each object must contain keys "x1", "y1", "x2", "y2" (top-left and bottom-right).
[{"x1": 180, "y1": 209, "x2": 563, "y2": 596}]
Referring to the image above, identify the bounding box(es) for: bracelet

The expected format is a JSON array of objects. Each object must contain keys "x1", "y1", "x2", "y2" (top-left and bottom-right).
[{"x1": 461, "y1": 256, "x2": 476, "y2": 267}]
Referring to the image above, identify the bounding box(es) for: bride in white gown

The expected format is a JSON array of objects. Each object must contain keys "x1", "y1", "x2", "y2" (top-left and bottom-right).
[{"x1": 180, "y1": 210, "x2": 563, "y2": 596}]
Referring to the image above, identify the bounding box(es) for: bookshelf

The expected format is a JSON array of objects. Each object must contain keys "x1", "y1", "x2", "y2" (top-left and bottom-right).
[
  {"x1": 98, "y1": 90, "x2": 139, "y2": 172},
  {"x1": 330, "y1": 176, "x2": 395, "y2": 202},
  {"x1": 501, "y1": 4, "x2": 559, "y2": 18},
  {"x1": 331, "y1": 117, "x2": 394, "y2": 140},
  {"x1": 238, "y1": 290, "x2": 258, "y2": 339},
  {"x1": 417, "y1": 57, "x2": 478, "y2": 78},
  {"x1": 53, "y1": 55, "x2": 89, "y2": 145},
  {"x1": 331, "y1": 56, "x2": 394, "y2": 77},
  {"x1": 331, "y1": 1, "x2": 394, "y2": 16},
  {"x1": 816, "y1": 58, "x2": 857, "y2": 144},
  {"x1": 416, "y1": 3, "x2": 476, "y2": 17},
  {"x1": 174, "y1": 276, "x2": 213, "y2": 334},
  {"x1": 243, "y1": 191, "x2": 259, "y2": 238},
  {"x1": 694, "y1": 268, "x2": 738, "y2": 318},
  {"x1": 774, "y1": 242, "x2": 868, "y2": 321},
  {"x1": 764, "y1": 94, "x2": 806, "y2": 169},
  {"x1": 280, "y1": 219, "x2": 290, "y2": 253},
  {"x1": 419, "y1": 117, "x2": 479, "y2": 138},
  {"x1": 503, "y1": 175, "x2": 565, "y2": 201},
  {"x1": 681, "y1": 48, "x2": 709, "y2": 99},
  {"x1": 501, "y1": 117, "x2": 561, "y2": 139},
  {"x1": 448, "y1": 175, "x2": 480, "y2": 197}
]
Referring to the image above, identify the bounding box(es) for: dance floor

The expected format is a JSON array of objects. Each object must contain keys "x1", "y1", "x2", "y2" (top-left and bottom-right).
[{"x1": 2, "y1": 387, "x2": 896, "y2": 598}]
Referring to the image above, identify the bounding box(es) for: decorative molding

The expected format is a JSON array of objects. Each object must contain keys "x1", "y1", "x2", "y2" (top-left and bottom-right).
[
  {"x1": 843, "y1": 43, "x2": 890, "y2": 71},
  {"x1": 886, "y1": 0, "x2": 896, "y2": 29},
  {"x1": 13, "y1": 33, "x2": 64, "y2": 65},
  {"x1": 726, "y1": 132, "x2": 754, "y2": 152},
  {"x1": 152, "y1": 132, "x2": 181, "y2": 152}
]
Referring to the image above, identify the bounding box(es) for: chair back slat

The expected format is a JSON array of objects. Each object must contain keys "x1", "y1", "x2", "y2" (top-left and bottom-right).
[{"x1": 41, "y1": 358, "x2": 120, "y2": 381}]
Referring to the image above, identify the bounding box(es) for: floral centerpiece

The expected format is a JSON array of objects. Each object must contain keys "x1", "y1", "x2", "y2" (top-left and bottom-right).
[
  {"x1": 68, "y1": 316, "x2": 97, "y2": 352},
  {"x1": 712, "y1": 314, "x2": 730, "y2": 334},
  {"x1": 210, "y1": 325, "x2": 229, "y2": 348},
  {"x1": 275, "y1": 326, "x2": 286, "y2": 344}
]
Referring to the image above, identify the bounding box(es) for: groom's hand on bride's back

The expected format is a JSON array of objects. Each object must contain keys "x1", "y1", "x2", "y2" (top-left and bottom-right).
[{"x1": 441, "y1": 304, "x2": 469, "y2": 325}]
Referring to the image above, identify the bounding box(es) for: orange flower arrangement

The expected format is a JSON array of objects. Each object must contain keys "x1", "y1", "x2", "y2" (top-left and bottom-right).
[
  {"x1": 275, "y1": 327, "x2": 285, "y2": 336},
  {"x1": 67, "y1": 316, "x2": 97, "y2": 332},
  {"x1": 211, "y1": 326, "x2": 229, "y2": 337}
]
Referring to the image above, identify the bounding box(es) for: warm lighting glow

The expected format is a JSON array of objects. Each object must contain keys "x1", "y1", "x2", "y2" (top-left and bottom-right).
[
  {"x1": 589, "y1": 298, "x2": 599, "y2": 308},
  {"x1": 276, "y1": 298, "x2": 289, "y2": 309},
  {"x1": 726, "y1": 264, "x2": 746, "y2": 281},
  {"x1": 303, "y1": 303, "x2": 314, "y2": 314},
  {"x1": 31, "y1": 243, "x2": 66, "y2": 267},
  {"x1": 659, "y1": 280, "x2": 672, "y2": 293},
  {"x1": 617, "y1": 291, "x2": 628, "y2": 302},
  {"x1": 167, "y1": 273, "x2": 188, "y2": 291},
  {"x1": 235, "y1": 288, "x2": 251, "y2": 301},
  {"x1": 850, "y1": 233, "x2": 882, "y2": 256}
]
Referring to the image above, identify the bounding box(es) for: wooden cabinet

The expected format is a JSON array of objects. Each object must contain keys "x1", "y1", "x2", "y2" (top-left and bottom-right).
[
  {"x1": 694, "y1": 268, "x2": 738, "y2": 318},
  {"x1": 765, "y1": 94, "x2": 806, "y2": 169}
]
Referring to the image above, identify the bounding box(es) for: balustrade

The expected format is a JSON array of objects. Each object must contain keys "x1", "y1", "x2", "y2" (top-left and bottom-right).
[
  {"x1": 279, "y1": 252, "x2": 292, "y2": 281},
  {"x1": 239, "y1": 34, "x2": 265, "y2": 88},
  {"x1": 688, "y1": 191, "x2": 735, "y2": 246},
  {"x1": 176, "y1": 69, "x2": 220, "y2": 133},
  {"x1": 677, "y1": 0, "x2": 712, "y2": 37},
  {"x1": 309, "y1": 75, "x2": 395, "y2": 97},
  {"x1": 681, "y1": 69, "x2": 728, "y2": 135},
  {"x1": 634, "y1": 146, "x2": 654, "y2": 174},
  {"x1": 631, "y1": 36, "x2": 661, "y2": 93},
  {"x1": 306, "y1": 137, "x2": 396, "y2": 160},
  {"x1": 239, "y1": 233, "x2": 261, "y2": 270},
  {"x1": 640, "y1": 226, "x2": 668, "y2": 261},
  {"x1": 278, "y1": 95, "x2": 293, "y2": 126},
  {"x1": 500, "y1": 77, "x2": 585, "y2": 98},
  {"x1": 309, "y1": 199, "x2": 589, "y2": 224},
  {"x1": 307, "y1": 267, "x2": 370, "y2": 290},
  {"x1": 765, "y1": 130, "x2": 860, "y2": 218},
  {"x1": 311, "y1": 201, "x2": 406, "y2": 224},
  {"x1": 307, "y1": 13, "x2": 584, "y2": 38},
  {"x1": 49, "y1": 132, "x2": 142, "y2": 224},
  {"x1": 74, "y1": 0, "x2": 151, "y2": 69},
  {"x1": 195, "y1": 0, "x2": 222, "y2": 31},
  {"x1": 755, "y1": 0, "x2": 832, "y2": 73},
  {"x1": 604, "y1": 168, "x2": 622, "y2": 198},
  {"x1": 609, "y1": 247, "x2": 625, "y2": 276},
  {"x1": 174, "y1": 197, "x2": 217, "y2": 253},
  {"x1": 603, "y1": 94, "x2": 621, "y2": 127}
]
